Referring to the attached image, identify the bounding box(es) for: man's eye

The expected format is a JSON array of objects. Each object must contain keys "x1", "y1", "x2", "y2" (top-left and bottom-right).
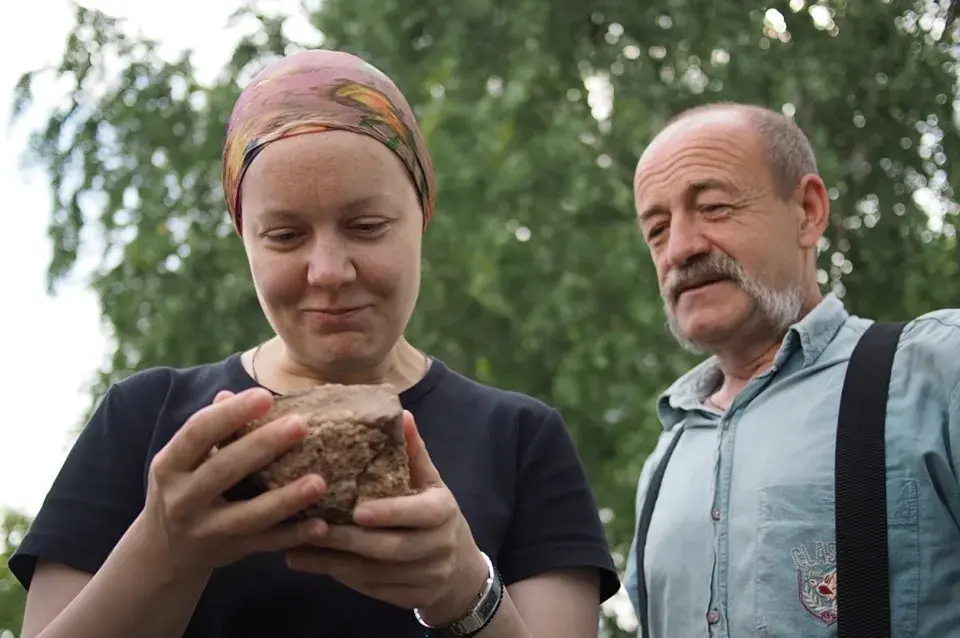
[{"x1": 701, "y1": 204, "x2": 731, "y2": 214}]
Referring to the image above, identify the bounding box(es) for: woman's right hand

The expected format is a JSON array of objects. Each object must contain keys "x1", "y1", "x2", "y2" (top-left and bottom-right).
[{"x1": 138, "y1": 387, "x2": 327, "y2": 578}]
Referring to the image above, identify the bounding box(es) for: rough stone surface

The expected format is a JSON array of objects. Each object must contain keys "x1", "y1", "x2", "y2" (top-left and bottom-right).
[{"x1": 238, "y1": 384, "x2": 412, "y2": 524}]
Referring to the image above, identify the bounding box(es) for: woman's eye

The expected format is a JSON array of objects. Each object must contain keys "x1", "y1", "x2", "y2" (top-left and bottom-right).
[
  {"x1": 353, "y1": 222, "x2": 388, "y2": 235},
  {"x1": 264, "y1": 230, "x2": 301, "y2": 242}
]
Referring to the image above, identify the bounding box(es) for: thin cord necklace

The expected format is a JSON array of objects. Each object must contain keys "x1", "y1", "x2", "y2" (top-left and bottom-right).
[
  {"x1": 250, "y1": 342, "x2": 430, "y2": 387},
  {"x1": 251, "y1": 342, "x2": 264, "y2": 384}
]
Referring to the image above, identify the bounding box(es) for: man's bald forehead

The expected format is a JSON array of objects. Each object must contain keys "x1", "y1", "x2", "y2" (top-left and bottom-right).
[
  {"x1": 635, "y1": 102, "x2": 819, "y2": 198},
  {"x1": 658, "y1": 106, "x2": 755, "y2": 142},
  {"x1": 637, "y1": 108, "x2": 755, "y2": 172}
]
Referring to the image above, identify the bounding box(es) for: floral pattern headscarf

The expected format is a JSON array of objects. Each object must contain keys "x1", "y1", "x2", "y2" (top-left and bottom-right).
[{"x1": 222, "y1": 49, "x2": 435, "y2": 234}]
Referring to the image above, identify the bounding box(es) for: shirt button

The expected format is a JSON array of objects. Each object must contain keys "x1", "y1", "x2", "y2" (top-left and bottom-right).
[
  {"x1": 707, "y1": 610, "x2": 721, "y2": 624},
  {"x1": 711, "y1": 508, "x2": 721, "y2": 521}
]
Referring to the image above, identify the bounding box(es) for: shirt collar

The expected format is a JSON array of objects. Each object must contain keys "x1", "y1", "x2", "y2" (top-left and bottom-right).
[{"x1": 655, "y1": 293, "x2": 849, "y2": 430}]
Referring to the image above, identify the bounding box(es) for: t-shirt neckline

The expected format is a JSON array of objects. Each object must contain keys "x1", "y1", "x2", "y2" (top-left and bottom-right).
[{"x1": 224, "y1": 350, "x2": 446, "y2": 407}]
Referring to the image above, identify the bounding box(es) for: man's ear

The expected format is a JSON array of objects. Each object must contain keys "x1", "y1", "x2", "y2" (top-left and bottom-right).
[{"x1": 796, "y1": 174, "x2": 829, "y2": 249}]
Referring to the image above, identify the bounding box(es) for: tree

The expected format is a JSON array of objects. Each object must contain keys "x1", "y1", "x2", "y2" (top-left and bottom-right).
[
  {"x1": 13, "y1": 1, "x2": 960, "y2": 634},
  {"x1": 0, "y1": 510, "x2": 29, "y2": 637}
]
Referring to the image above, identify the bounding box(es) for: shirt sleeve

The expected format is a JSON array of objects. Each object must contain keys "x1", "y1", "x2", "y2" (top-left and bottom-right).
[
  {"x1": 8, "y1": 381, "x2": 155, "y2": 588},
  {"x1": 495, "y1": 407, "x2": 621, "y2": 603}
]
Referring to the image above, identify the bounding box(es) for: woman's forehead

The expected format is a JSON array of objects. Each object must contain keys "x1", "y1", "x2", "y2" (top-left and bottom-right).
[
  {"x1": 240, "y1": 133, "x2": 419, "y2": 218},
  {"x1": 222, "y1": 48, "x2": 435, "y2": 234}
]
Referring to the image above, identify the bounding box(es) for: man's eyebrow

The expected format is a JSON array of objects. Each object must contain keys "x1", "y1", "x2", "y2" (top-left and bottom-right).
[
  {"x1": 688, "y1": 178, "x2": 738, "y2": 197},
  {"x1": 636, "y1": 178, "x2": 740, "y2": 225},
  {"x1": 637, "y1": 204, "x2": 668, "y2": 225}
]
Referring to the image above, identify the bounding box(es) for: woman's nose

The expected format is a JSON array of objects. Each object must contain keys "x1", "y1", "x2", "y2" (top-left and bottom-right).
[{"x1": 305, "y1": 235, "x2": 358, "y2": 289}]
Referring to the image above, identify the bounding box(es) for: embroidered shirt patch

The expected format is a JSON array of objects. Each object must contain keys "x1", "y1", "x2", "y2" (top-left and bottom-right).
[{"x1": 792, "y1": 541, "x2": 838, "y2": 626}]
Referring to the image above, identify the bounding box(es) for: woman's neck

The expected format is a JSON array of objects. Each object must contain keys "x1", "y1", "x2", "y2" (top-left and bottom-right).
[{"x1": 243, "y1": 336, "x2": 429, "y2": 393}]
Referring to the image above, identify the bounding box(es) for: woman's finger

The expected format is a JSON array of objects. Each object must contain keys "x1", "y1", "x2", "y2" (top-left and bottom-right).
[
  {"x1": 232, "y1": 517, "x2": 330, "y2": 558},
  {"x1": 311, "y1": 524, "x2": 439, "y2": 562},
  {"x1": 202, "y1": 473, "x2": 328, "y2": 536},
  {"x1": 402, "y1": 411, "x2": 443, "y2": 489},
  {"x1": 353, "y1": 486, "x2": 452, "y2": 529},
  {"x1": 158, "y1": 388, "x2": 274, "y2": 472},
  {"x1": 286, "y1": 548, "x2": 437, "y2": 587},
  {"x1": 207, "y1": 392, "x2": 236, "y2": 458},
  {"x1": 188, "y1": 414, "x2": 308, "y2": 502}
]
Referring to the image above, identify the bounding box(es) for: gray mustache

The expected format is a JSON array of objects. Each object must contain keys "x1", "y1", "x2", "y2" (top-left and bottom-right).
[{"x1": 664, "y1": 254, "x2": 743, "y2": 300}]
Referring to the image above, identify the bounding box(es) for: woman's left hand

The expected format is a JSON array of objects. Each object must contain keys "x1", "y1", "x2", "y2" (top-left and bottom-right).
[{"x1": 285, "y1": 411, "x2": 489, "y2": 625}]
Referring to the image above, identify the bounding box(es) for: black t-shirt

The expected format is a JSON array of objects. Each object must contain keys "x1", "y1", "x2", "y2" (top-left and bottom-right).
[{"x1": 10, "y1": 354, "x2": 619, "y2": 637}]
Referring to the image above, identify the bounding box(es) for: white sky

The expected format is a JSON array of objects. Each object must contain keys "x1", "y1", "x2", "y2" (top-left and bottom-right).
[
  {"x1": 0, "y1": 2, "x2": 637, "y2": 627},
  {"x1": 2, "y1": 4, "x2": 951, "y2": 633},
  {"x1": 0, "y1": 0, "x2": 310, "y2": 517}
]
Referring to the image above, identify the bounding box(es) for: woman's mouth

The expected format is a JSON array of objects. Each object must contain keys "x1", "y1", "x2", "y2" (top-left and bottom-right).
[{"x1": 304, "y1": 306, "x2": 371, "y2": 327}]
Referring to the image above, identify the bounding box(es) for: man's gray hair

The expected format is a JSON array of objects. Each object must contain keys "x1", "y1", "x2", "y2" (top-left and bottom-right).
[{"x1": 663, "y1": 102, "x2": 819, "y2": 199}]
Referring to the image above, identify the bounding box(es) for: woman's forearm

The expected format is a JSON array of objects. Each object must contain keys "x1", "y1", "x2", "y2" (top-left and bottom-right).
[
  {"x1": 477, "y1": 571, "x2": 602, "y2": 638},
  {"x1": 34, "y1": 515, "x2": 212, "y2": 638},
  {"x1": 476, "y1": 590, "x2": 536, "y2": 638}
]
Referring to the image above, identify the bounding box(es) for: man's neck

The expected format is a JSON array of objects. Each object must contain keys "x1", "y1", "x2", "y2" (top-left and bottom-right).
[
  {"x1": 709, "y1": 338, "x2": 783, "y2": 409},
  {"x1": 707, "y1": 289, "x2": 823, "y2": 409}
]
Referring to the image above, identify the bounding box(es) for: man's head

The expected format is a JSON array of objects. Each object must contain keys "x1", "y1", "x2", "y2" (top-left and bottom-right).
[{"x1": 633, "y1": 103, "x2": 829, "y2": 353}]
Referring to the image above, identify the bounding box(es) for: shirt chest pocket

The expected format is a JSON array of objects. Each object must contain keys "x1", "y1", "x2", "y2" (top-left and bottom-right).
[{"x1": 754, "y1": 481, "x2": 919, "y2": 638}]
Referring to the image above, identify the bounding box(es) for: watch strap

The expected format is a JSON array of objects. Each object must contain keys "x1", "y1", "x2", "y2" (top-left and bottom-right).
[{"x1": 415, "y1": 551, "x2": 503, "y2": 637}]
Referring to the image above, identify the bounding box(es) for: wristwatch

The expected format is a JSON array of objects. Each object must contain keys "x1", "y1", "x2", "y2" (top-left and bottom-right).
[{"x1": 414, "y1": 551, "x2": 504, "y2": 637}]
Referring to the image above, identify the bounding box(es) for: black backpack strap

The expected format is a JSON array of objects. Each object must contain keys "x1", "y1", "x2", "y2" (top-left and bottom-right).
[
  {"x1": 835, "y1": 321, "x2": 906, "y2": 638},
  {"x1": 635, "y1": 426, "x2": 685, "y2": 638}
]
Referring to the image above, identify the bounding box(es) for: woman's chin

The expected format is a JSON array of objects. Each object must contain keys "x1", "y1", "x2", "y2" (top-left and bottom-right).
[{"x1": 299, "y1": 336, "x2": 383, "y2": 371}]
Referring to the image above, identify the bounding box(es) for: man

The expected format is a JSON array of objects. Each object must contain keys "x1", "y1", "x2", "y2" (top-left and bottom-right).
[{"x1": 623, "y1": 102, "x2": 960, "y2": 637}]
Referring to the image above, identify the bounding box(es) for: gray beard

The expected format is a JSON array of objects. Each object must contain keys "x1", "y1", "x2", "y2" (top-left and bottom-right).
[{"x1": 664, "y1": 276, "x2": 804, "y2": 354}]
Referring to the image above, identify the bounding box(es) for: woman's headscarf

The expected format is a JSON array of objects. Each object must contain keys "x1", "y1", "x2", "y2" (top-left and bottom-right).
[{"x1": 222, "y1": 50, "x2": 435, "y2": 234}]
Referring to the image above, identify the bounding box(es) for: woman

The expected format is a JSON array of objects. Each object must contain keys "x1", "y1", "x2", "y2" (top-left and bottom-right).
[{"x1": 10, "y1": 50, "x2": 619, "y2": 638}]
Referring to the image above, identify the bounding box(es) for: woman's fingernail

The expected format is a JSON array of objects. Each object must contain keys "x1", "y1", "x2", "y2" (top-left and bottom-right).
[
  {"x1": 301, "y1": 476, "x2": 324, "y2": 497},
  {"x1": 285, "y1": 416, "x2": 306, "y2": 436},
  {"x1": 353, "y1": 505, "x2": 375, "y2": 525}
]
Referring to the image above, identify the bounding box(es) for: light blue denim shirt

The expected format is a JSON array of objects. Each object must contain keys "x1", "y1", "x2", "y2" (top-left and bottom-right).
[{"x1": 624, "y1": 294, "x2": 960, "y2": 637}]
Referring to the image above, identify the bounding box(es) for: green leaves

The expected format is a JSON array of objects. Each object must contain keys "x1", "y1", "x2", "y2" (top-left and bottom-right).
[
  {"x1": 0, "y1": 509, "x2": 29, "y2": 636},
  {"x1": 11, "y1": 1, "x2": 960, "y2": 634}
]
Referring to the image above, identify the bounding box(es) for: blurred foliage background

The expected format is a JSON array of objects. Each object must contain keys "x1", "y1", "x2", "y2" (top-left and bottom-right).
[{"x1": 4, "y1": 0, "x2": 960, "y2": 635}]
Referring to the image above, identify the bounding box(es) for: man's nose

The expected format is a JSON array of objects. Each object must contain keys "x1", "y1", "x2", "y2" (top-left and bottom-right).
[
  {"x1": 663, "y1": 214, "x2": 711, "y2": 269},
  {"x1": 305, "y1": 235, "x2": 357, "y2": 289}
]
